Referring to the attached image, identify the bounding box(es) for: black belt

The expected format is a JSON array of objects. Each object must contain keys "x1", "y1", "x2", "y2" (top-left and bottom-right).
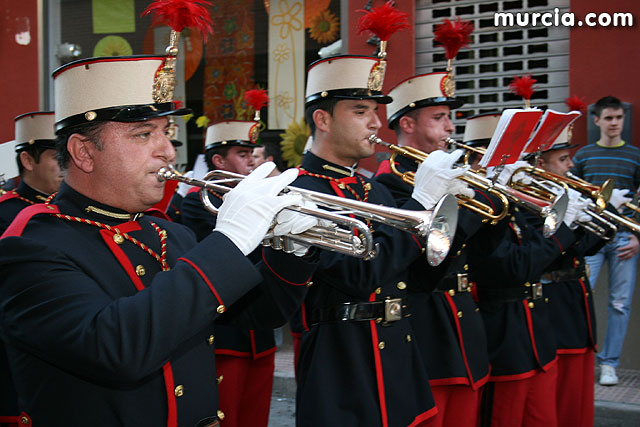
[
  {"x1": 477, "y1": 282, "x2": 543, "y2": 303},
  {"x1": 435, "y1": 273, "x2": 471, "y2": 294},
  {"x1": 309, "y1": 298, "x2": 408, "y2": 326},
  {"x1": 541, "y1": 263, "x2": 588, "y2": 283}
]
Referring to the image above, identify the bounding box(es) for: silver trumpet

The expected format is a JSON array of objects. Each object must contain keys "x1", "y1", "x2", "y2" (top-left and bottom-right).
[{"x1": 157, "y1": 167, "x2": 459, "y2": 266}]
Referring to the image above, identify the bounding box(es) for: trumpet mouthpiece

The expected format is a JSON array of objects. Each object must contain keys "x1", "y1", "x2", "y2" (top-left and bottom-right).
[
  {"x1": 156, "y1": 166, "x2": 178, "y2": 182},
  {"x1": 368, "y1": 134, "x2": 388, "y2": 146}
]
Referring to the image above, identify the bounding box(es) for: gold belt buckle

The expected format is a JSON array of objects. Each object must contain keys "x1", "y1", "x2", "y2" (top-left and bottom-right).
[
  {"x1": 531, "y1": 283, "x2": 543, "y2": 299},
  {"x1": 384, "y1": 298, "x2": 403, "y2": 322},
  {"x1": 457, "y1": 273, "x2": 469, "y2": 292}
]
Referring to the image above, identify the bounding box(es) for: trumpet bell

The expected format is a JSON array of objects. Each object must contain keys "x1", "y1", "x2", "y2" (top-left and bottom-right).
[
  {"x1": 540, "y1": 190, "x2": 568, "y2": 238},
  {"x1": 424, "y1": 194, "x2": 459, "y2": 266}
]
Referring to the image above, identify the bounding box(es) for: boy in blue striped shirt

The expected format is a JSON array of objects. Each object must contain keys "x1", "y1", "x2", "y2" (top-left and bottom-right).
[{"x1": 571, "y1": 95, "x2": 640, "y2": 386}]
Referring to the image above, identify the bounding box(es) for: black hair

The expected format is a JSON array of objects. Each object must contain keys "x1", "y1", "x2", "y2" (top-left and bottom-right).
[
  {"x1": 16, "y1": 146, "x2": 49, "y2": 175},
  {"x1": 55, "y1": 121, "x2": 106, "y2": 170},
  {"x1": 256, "y1": 136, "x2": 287, "y2": 172},
  {"x1": 593, "y1": 96, "x2": 624, "y2": 117},
  {"x1": 393, "y1": 109, "x2": 420, "y2": 137},
  {"x1": 204, "y1": 145, "x2": 232, "y2": 170},
  {"x1": 304, "y1": 98, "x2": 339, "y2": 136}
]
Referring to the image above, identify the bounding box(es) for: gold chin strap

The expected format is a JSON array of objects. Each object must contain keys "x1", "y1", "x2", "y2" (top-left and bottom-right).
[{"x1": 85, "y1": 205, "x2": 141, "y2": 221}]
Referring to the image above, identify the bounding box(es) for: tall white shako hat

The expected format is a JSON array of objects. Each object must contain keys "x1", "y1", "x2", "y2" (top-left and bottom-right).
[
  {"x1": 14, "y1": 111, "x2": 56, "y2": 152},
  {"x1": 462, "y1": 112, "x2": 501, "y2": 147},
  {"x1": 52, "y1": 55, "x2": 190, "y2": 134},
  {"x1": 305, "y1": 55, "x2": 393, "y2": 107},
  {"x1": 204, "y1": 120, "x2": 262, "y2": 152},
  {"x1": 386, "y1": 72, "x2": 464, "y2": 129}
]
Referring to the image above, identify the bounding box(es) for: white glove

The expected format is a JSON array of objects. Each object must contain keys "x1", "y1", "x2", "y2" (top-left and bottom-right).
[
  {"x1": 215, "y1": 162, "x2": 301, "y2": 255},
  {"x1": 609, "y1": 188, "x2": 632, "y2": 211},
  {"x1": 563, "y1": 188, "x2": 591, "y2": 229},
  {"x1": 411, "y1": 149, "x2": 475, "y2": 209},
  {"x1": 272, "y1": 201, "x2": 319, "y2": 256},
  {"x1": 486, "y1": 161, "x2": 533, "y2": 186}
]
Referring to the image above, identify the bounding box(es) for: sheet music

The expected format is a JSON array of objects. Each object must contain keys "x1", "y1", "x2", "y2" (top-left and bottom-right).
[
  {"x1": 522, "y1": 109, "x2": 581, "y2": 154},
  {"x1": 479, "y1": 109, "x2": 543, "y2": 168}
]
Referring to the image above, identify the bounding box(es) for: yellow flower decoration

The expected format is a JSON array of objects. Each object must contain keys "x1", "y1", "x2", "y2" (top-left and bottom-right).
[
  {"x1": 280, "y1": 118, "x2": 310, "y2": 168},
  {"x1": 308, "y1": 10, "x2": 340, "y2": 45},
  {"x1": 183, "y1": 113, "x2": 194, "y2": 123},
  {"x1": 195, "y1": 115, "x2": 210, "y2": 128},
  {"x1": 271, "y1": 0, "x2": 302, "y2": 39},
  {"x1": 276, "y1": 92, "x2": 293, "y2": 110},
  {"x1": 274, "y1": 44, "x2": 291, "y2": 64}
]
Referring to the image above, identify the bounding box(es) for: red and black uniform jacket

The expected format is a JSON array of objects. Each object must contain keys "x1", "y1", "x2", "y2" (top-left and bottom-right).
[
  {"x1": 375, "y1": 154, "x2": 490, "y2": 390},
  {"x1": 0, "y1": 180, "x2": 50, "y2": 423},
  {"x1": 0, "y1": 182, "x2": 316, "y2": 427},
  {"x1": 467, "y1": 206, "x2": 577, "y2": 380},
  {"x1": 539, "y1": 208, "x2": 608, "y2": 353},
  {"x1": 293, "y1": 152, "x2": 436, "y2": 427},
  {"x1": 182, "y1": 188, "x2": 275, "y2": 360},
  {"x1": 0, "y1": 181, "x2": 49, "y2": 234}
]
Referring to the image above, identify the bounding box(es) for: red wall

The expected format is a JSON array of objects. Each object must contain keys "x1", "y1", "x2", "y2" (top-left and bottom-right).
[
  {"x1": 0, "y1": 0, "x2": 40, "y2": 143},
  {"x1": 570, "y1": 0, "x2": 640, "y2": 148},
  {"x1": 348, "y1": 0, "x2": 415, "y2": 173}
]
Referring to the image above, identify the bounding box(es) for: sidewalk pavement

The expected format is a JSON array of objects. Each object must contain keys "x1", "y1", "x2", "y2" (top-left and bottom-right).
[{"x1": 269, "y1": 343, "x2": 640, "y2": 427}]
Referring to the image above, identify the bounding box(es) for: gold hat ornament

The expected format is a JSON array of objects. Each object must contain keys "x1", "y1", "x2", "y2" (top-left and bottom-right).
[
  {"x1": 356, "y1": 1, "x2": 409, "y2": 92},
  {"x1": 142, "y1": 0, "x2": 213, "y2": 103},
  {"x1": 243, "y1": 88, "x2": 269, "y2": 143},
  {"x1": 433, "y1": 17, "x2": 474, "y2": 97}
]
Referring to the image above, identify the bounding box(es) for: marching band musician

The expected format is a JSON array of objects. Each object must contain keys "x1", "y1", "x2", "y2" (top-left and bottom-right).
[
  {"x1": 374, "y1": 81, "x2": 491, "y2": 427},
  {"x1": 181, "y1": 120, "x2": 287, "y2": 427},
  {"x1": 0, "y1": 111, "x2": 62, "y2": 426},
  {"x1": 0, "y1": 112, "x2": 63, "y2": 234},
  {"x1": 290, "y1": 45, "x2": 474, "y2": 424},
  {"x1": 530, "y1": 124, "x2": 606, "y2": 426},
  {"x1": 0, "y1": 43, "x2": 320, "y2": 427},
  {"x1": 468, "y1": 150, "x2": 590, "y2": 426}
]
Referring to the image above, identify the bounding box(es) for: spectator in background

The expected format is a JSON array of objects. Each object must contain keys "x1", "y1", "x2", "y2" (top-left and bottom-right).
[
  {"x1": 571, "y1": 95, "x2": 640, "y2": 386},
  {"x1": 253, "y1": 131, "x2": 286, "y2": 175}
]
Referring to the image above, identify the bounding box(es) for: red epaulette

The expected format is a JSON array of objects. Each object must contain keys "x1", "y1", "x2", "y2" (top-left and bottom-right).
[
  {"x1": 0, "y1": 191, "x2": 19, "y2": 204},
  {"x1": 1, "y1": 204, "x2": 60, "y2": 238}
]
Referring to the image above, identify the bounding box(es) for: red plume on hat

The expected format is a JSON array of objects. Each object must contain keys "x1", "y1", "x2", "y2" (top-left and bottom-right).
[
  {"x1": 142, "y1": 0, "x2": 213, "y2": 42},
  {"x1": 142, "y1": 0, "x2": 213, "y2": 103},
  {"x1": 356, "y1": 1, "x2": 410, "y2": 43},
  {"x1": 565, "y1": 95, "x2": 587, "y2": 113},
  {"x1": 432, "y1": 17, "x2": 473, "y2": 97},
  {"x1": 509, "y1": 75, "x2": 537, "y2": 108},
  {"x1": 244, "y1": 89, "x2": 269, "y2": 122},
  {"x1": 434, "y1": 18, "x2": 474, "y2": 61}
]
